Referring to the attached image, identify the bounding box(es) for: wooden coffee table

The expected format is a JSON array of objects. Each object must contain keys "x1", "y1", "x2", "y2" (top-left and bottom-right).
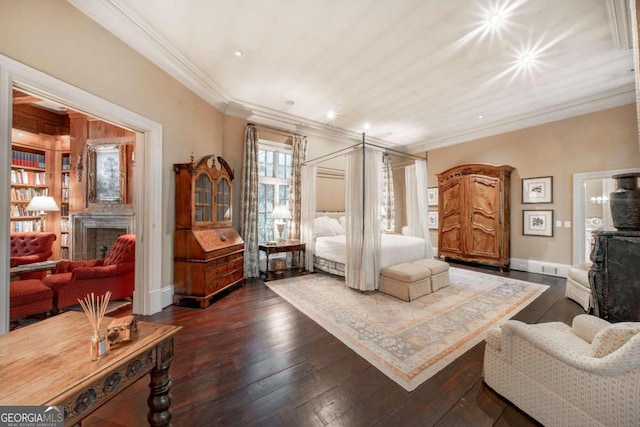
[{"x1": 0, "y1": 311, "x2": 181, "y2": 426}]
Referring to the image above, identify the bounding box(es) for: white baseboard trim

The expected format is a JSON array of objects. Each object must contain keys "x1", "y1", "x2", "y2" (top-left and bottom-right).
[
  {"x1": 510, "y1": 258, "x2": 570, "y2": 278},
  {"x1": 160, "y1": 284, "x2": 175, "y2": 309}
]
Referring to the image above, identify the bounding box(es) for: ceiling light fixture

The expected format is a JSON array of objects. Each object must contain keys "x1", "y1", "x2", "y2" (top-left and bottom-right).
[
  {"x1": 363, "y1": 122, "x2": 371, "y2": 131},
  {"x1": 487, "y1": 11, "x2": 504, "y2": 29},
  {"x1": 326, "y1": 109, "x2": 336, "y2": 121},
  {"x1": 519, "y1": 52, "x2": 535, "y2": 67},
  {"x1": 285, "y1": 100, "x2": 295, "y2": 106},
  {"x1": 233, "y1": 49, "x2": 244, "y2": 57},
  {"x1": 478, "y1": 114, "x2": 485, "y2": 119}
]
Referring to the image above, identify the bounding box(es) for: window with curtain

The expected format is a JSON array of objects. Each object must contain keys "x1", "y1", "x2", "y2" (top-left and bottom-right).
[{"x1": 257, "y1": 142, "x2": 292, "y2": 242}]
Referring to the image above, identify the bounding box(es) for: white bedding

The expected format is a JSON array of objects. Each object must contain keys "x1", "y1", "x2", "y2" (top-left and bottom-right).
[{"x1": 314, "y1": 233, "x2": 426, "y2": 268}]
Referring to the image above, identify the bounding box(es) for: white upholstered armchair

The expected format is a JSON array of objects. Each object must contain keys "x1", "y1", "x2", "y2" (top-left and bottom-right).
[
  {"x1": 484, "y1": 315, "x2": 640, "y2": 427},
  {"x1": 565, "y1": 262, "x2": 592, "y2": 311}
]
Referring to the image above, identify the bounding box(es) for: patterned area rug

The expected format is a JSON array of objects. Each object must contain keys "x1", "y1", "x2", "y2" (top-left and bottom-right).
[{"x1": 265, "y1": 267, "x2": 548, "y2": 391}]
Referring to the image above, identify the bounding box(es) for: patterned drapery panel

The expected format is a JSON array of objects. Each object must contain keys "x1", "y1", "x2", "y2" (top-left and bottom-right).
[
  {"x1": 240, "y1": 125, "x2": 260, "y2": 277},
  {"x1": 288, "y1": 135, "x2": 307, "y2": 241},
  {"x1": 382, "y1": 154, "x2": 395, "y2": 232}
]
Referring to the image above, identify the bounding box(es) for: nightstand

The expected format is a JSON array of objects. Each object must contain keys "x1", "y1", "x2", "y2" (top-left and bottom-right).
[{"x1": 258, "y1": 241, "x2": 306, "y2": 281}]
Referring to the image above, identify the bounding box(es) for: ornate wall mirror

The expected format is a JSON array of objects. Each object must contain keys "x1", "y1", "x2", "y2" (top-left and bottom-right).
[{"x1": 87, "y1": 143, "x2": 127, "y2": 203}]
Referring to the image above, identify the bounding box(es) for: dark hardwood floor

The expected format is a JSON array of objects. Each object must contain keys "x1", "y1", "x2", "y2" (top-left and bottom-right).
[{"x1": 83, "y1": 263, "x2": 584, "y2": 427}]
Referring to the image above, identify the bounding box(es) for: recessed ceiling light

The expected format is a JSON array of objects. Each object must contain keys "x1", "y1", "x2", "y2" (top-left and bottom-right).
[
  {"x1": 285, "y1": 100, "x2": 295, "y2": 106},
  {"x1": 326, "y1": 109, "x2": 336, "y2": 121},
  {"x1": 478, "y1": 114, "x2": 484, "y2": 119},
  {"x1": 363, "y1": 122, "x2": 371, "y2": 131},
  {"x1": 233, "y1": 49, "x2": 244, "y2": 57},
  {"x1": 519, "y1": 52, "x2": 535, "y2": 67},
  {"x1": 487, "y1": 11, "x2": 504, "y2": 28}
]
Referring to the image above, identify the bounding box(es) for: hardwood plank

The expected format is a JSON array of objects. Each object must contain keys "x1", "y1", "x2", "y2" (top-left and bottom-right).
[{"x1": 81, "y1": 267, "x2": 577, "y2": 426}]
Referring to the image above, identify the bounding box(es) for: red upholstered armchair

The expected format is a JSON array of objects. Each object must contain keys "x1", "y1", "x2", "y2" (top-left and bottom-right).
[
  {"x1": 43, "y1": 234, "x2": 135, "y2": 310},
  {"x1": 10, "y1": 232, "x2": 57, "y2": 280}
]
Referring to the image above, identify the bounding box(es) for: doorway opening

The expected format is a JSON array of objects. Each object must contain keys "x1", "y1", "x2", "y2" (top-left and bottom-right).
[
  {"x1": 1, "y1": 54, "x2": 164, "y2": 334},
  {"x1": 572, "y1": 167, "x2": 640, "y2": 265}
]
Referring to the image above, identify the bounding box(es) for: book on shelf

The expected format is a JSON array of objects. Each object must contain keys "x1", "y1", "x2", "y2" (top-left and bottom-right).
[
  {"x1": 61, "y1": 247, "x2": 69, "y2": 260},
  {"x1": 10, "y1": 169, "x2": 46, "y2": 185},
  {"x1": 60, "y1": 218, "x2": 70, "y2": 232},
  {"x1": 61, "y1": 155, "x2": 71, "y2": 171},
  {"x1": 61, "y1": 233, "x2": 69, "y2": 246},
  {"x1": 11, "y1": 187, "x2": 48, "y2": 201},
  {"x1": 11, "y1": 150, "x2": 45, "y2": 169},
  {"x1": 61, "y1": 172, "x2": 70, "y2": 187},
  {"x1": 11, "y1": 220, "x2": 41, "y2": 232},
  {"x1": 61, "y1": 188, "x2": 69, "y2": 202}
]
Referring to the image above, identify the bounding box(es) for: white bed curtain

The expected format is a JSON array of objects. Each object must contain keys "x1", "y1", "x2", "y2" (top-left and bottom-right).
[
  {"x1": 300, "y1": 164, "x2": 316, "y2": 272},
  {"x1": 405, "y1": 161, "x2": 434, "y2": 259},
  {"x1": 345, "y1": 147, "x2": 382, "y2": 291},
  {"x1": 382, "y1": 154, "x2": 395, "y2": 232}
]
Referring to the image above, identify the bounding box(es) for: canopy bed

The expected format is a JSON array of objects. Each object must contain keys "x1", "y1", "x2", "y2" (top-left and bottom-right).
[{"x1": 300, "y1": 135, "x2": 433, "y2": 291}]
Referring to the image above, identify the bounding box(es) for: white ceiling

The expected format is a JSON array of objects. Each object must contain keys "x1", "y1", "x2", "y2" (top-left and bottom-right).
[{"x1": 69, "y1": 0, "x2": 636, "y2": 151}]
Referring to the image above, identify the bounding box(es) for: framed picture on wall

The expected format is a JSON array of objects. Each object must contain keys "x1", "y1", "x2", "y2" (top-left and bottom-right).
[
  {"x1": 522, "y1": 176, "x2": 553, "y2": 203},
  {"x1": 427, "y1": 187, "x2": 438, "y2": 206},
  {"x1": 523, "y1": 210, "x2": 554, "y2": 237},
  {"x1": 428, "y1": 211, "x2": 438, "y2": 229}
]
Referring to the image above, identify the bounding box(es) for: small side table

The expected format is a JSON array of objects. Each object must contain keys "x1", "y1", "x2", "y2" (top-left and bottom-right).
[
  {"x1": 10, "y1": 260, "x2": 58, "y2": 281},
  {"x1": 259, "y1": 241, "x2": 306, "y2": 281}
]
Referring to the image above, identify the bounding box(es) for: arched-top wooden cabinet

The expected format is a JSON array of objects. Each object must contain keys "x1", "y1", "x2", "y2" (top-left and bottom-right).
[
  {"x1": 436, "y1": 163, "x2": 513, "y2": 271},
  {"x1": 174, "y1": 154, "x2": 236, "y2": 228},
  {"x1": 173, "y1": 155, "x2": 244, "y2": 308}
]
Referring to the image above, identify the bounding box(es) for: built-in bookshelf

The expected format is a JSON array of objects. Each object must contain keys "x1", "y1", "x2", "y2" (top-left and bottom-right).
[
  {"x1": 10, "y1": 147, "x2": 48, "y2": 232},
  {"x1": 60, "y1": 152, "x2": 71, "y2": 259}
]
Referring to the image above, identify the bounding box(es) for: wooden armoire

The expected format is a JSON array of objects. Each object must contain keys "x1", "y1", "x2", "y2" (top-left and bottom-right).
[
  {"x1": 436, "y1": 164, "x2": 514, "y2": 271},
  {"x1": 173, "y1": 155, "x2": 245, "y2": 308}
]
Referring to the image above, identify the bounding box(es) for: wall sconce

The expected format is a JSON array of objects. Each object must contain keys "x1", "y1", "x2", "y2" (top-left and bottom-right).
[{"x1": 77, "y1": 154, "x2": 83, "y2": 182}]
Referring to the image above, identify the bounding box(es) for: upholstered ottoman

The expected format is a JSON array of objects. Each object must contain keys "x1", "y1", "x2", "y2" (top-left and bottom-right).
[
  {"x1": 413, "y1": 259, "x2": 450, "y2": 291},
  {"x1": 10, "y1": 279, "x2": 53, "y2": 319},
  {"x1": 379, "y1": 263, "x2": 432, "y2": 301}
]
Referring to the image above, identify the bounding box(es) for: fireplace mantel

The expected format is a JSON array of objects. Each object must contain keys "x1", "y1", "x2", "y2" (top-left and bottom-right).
[{"x1": 72, "y1": 213, "x2": 135, "y2": 260}]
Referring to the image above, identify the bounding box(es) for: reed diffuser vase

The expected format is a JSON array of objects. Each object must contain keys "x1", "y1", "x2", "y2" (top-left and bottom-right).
[
  {"x1": 79, "y1": 291, "x2": 112, "y2": 361},
  {"x1": 90, "y1": 332, "x2": 107, "y2": 361}
]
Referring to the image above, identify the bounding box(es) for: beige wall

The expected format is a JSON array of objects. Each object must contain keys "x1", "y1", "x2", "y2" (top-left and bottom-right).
[
  {"x1": 1, "y1": 0, "x2": 226, "y2": 291},
  {"x1": 4, "y1": 0, "x2": 635, "y2": 283},
  {"x1": 426, "y1": 104, "x2": 640, "y2": 265}
]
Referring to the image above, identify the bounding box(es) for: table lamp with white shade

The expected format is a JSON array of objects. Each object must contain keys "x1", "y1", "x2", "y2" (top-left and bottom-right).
[
  {"x1": 271, "y1": 204, "x2": 291, "y2": 242},
  {"x1": 25, "y1": 195, "x2": 60, "y2": 232}
]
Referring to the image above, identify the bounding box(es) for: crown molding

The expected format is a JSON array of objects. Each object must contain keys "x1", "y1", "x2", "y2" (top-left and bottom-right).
[
  {"x1": 67, "y1": 0, "x2": 400, "y2": 149},
  {"x1": 407, "y1": 84, "x2": 636, "y2": 153},
  {"x1": 231, "y1": 99, "x2": 399, "y2": 148},
  {"x1": 67, "y1": 0, "x2": 636, "y2": 154},
  {"x1": 606, "y1": 0, "x2": 633, "y2": 50},
  {"x1": 67, "y1": 0, "x2": 231, "y2": 110}
]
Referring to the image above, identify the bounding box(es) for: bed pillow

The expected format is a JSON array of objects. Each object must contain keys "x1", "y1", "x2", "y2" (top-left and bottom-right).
[
  {"x1": 314, "y1": 216, "x2": 336, "y2": 237},
  {"x1": 328, "y1": 217, "x2": 345, "y2": 235}
]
